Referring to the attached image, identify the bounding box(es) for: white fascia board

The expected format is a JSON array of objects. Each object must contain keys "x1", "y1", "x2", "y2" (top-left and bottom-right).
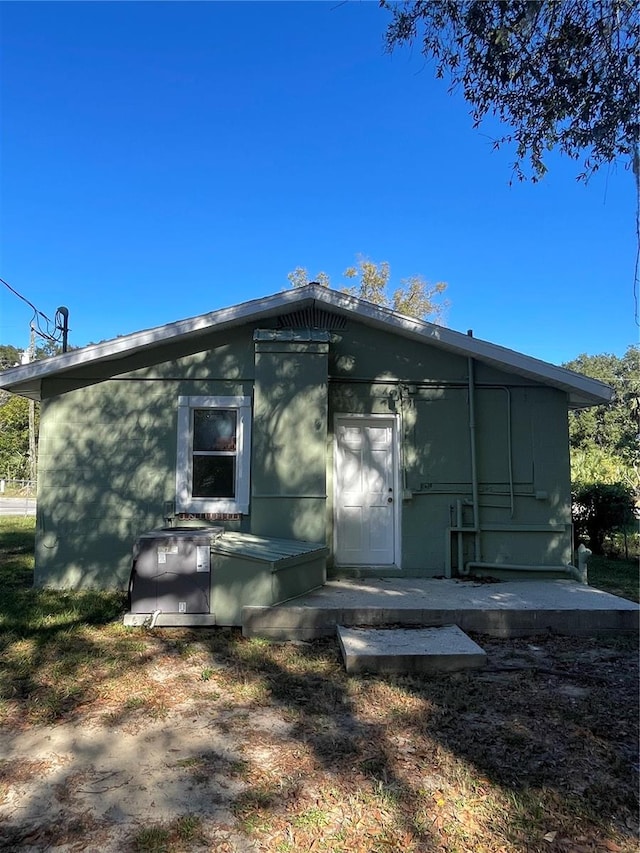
[
  {"x1": 0, "y1": 288, "x2": 314, "y2": 400},
  {"x1": 0, "y1": 282, "x2": 613, "y2": 407},
  {"x1": 309, "y1": 286, "x2": 613, "y2": 407}
]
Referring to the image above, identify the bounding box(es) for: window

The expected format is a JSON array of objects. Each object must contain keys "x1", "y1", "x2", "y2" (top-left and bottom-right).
[{"x1": 176, "y1": 396, "x2": 251, "y2": 514}]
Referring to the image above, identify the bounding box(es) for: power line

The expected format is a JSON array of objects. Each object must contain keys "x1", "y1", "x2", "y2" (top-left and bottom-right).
[
  {"x1": 1, "y1": 276, "x2": 61, "y2": 343},
  {"x1": 1, "y1": 276, "x2": 52, "y2": 323}
]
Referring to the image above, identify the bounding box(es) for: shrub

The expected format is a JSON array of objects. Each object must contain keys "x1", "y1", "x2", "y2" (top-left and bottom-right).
[{"x1": 572, "y1": 481, "x2": 636, "y2": 555}]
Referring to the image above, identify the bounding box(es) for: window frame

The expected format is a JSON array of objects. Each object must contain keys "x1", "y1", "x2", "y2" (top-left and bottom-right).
[{"x1": 176, "y1": 395, "x2": 252, "y2": 514}]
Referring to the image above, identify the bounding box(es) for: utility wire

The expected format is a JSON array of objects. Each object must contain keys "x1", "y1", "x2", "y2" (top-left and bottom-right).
[
  {"x1": 1, "y1": 276, "x2": 52, "y2": 323},
  {"x1": 1, "y1": 276, "x2": 61, "y2": 343}
]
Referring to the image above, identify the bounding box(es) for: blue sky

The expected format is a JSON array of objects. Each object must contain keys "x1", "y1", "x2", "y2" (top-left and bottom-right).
[{"x1": 0, "y1": 1, "x2": 636, "y2": 366}]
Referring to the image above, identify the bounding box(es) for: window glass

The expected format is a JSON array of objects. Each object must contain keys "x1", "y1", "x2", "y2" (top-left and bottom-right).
[
  {"x1": 176, "y1": 395, "x2": 251, "y2": 514},
  {"x1": 193, "y1": 409, "x2": 237, "y2": 451},
  {"x1": 192, "y1": 455, "x2": 236, "y2": 498}
]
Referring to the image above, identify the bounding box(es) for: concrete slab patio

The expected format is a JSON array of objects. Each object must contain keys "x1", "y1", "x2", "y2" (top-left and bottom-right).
[{"x1": 242, "y1": 578, "x2": 640, "y2": 640}]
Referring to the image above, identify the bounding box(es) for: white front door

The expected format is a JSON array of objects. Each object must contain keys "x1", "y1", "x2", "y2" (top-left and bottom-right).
[{"x1": 334, "y1": 415, "x2": 398, "y2": 566}]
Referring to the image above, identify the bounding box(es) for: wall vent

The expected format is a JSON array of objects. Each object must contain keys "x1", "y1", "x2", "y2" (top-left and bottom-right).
[{"x1": 276, "y1": 307, "x2": 346, "y2": 331}]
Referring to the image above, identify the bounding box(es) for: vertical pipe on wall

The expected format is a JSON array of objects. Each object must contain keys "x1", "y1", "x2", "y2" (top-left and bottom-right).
[
  {"x1": 468, "y1": 357, "x2": 481, "y2": 561},
  {"x1": 398, "y1": 385, "x2": 408, "y2": 494},
  {"x1": 456, "y1": 499, "x2": 464, "y2": 575},
  {"x1": 444, "y1": 526, "x2": 452, "y2": 578},
  {"x1": 502, "y1": 387, "x2": 515, "y2": 518}
]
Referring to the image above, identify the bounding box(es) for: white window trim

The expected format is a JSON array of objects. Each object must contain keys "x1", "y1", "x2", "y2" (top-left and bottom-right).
[{"x1": 176, "y1": 395, "x2": 252, "y2": 514}]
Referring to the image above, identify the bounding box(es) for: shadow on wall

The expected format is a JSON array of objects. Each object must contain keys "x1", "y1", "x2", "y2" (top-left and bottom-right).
[
  {"x1": 33, "y1": 318, "x2": 575, "y2": 589},
  {"x1": 36, "y1": 330, "x2": 258, "y2": 589},
  {"x1": 37, "y1": 382, "x2": 184, "y2": 589},
  {"x1": 36, "y1": 336, "x2": 334, "y2": 587}
]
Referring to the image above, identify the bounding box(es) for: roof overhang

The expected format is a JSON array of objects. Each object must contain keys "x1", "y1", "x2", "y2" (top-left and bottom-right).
[{"x1": 0, "y1": 284, "x2": 613, "y2": 407}]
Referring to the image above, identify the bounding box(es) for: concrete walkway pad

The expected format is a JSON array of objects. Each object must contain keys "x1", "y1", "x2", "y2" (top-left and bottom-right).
[{"x1": 337, "y1": 624, "x2": 488, "y2": 674}]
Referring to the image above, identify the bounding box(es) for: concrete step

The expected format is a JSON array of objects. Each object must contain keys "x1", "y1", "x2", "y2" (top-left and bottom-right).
[{"x1": 337, "y1": 624, "x2": 487, "y2": 674}]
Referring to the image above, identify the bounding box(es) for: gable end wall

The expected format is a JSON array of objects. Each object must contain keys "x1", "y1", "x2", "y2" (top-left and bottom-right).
[{"x1": 34, "y1": 321, "x2": 572, "y2": 587}]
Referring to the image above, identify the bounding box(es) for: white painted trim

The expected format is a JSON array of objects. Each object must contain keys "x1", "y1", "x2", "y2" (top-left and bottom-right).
[
  {"x1": 333, "y1": 413, "x2": 402, "y2": 568},
  {"x1": 176, "y1": 395, "x2": 252, "y2": 514},
  {"x1": 0, "y1": 283, "x2": 612, "y2": 407}
]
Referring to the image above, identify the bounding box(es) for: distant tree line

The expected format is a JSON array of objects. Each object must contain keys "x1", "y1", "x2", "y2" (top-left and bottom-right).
[
  {"x1": 564, "y1": 346, "x2": 639, "y2": 556},
  {"x1": 0, "y1": 343, "x2": 57, "y2": 482}
]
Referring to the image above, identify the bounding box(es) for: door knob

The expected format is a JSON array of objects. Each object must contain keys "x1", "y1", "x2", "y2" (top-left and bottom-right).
[{"x1": 387, "y1": 497, "x2": 393, "y2": 504}]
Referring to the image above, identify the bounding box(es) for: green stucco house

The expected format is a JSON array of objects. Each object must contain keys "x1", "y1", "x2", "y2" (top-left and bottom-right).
[{"x1": 0, "y1": 284, "x2": 611, "y2": 611}]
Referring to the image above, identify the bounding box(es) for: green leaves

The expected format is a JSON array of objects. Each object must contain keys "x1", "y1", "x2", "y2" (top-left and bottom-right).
[
  {"x1": 565, "y1": 346, "x2": 640, "y2": 468},
  {"x1": 383, "y1": 0, "x2": 639, "y2": 181},
  {"x1": 0, "y1": 395, "x2": 35, "y2": 480},
  {"x1": 0, "y1": 345, "x2": 21, "y2": 371},
  {"x1": 564, "y1": 346, "x2": 639, "y2": 552},
  {"x1": 287, "y1": 256, "x2": 448, "y2": 321},
  {"x1": 572, "y1": 481, "x2": 635, "y2": 554}
]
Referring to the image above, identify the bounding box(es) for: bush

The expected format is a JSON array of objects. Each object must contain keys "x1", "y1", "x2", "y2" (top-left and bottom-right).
[{"x1": 572, "y1": 481, "x2": 636, "y2": 555}]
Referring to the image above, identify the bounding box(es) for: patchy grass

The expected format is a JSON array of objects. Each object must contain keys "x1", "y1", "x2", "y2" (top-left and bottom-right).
[
  {"x1": 0, "y1": 516, "x2": 125, "y2": 630},
  {"x1": 130, "y1": 815, "x2": 206, "y2": 852},
  {"x1": 588, "y1": 554, "x2": 639, "y2": 602},
  {"x1": 131, "y1": 824, "x2": 171, "y2": 852},
  {"x1": 0, "y1": 516, "x2": 638, "y2": 852},
  {"x1": 210, "y1": 635, "x2": 639, "y2": 852},
  {"x1": 0, "y1": 513, "x2": 35, "y2": 547},
  {"x1": 0, "y1": 517, "x2": 140, "y2": 727}
]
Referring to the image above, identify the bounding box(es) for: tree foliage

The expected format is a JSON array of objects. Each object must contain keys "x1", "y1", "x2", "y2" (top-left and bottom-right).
[
  {"x1": 288, "y1": 256, "x2": 448, "y2": 322},
  {"x1": 0, "y1": 341, "x2": 62, "y2": 371},
  {"x1": 572, "y1": 481, "x2": 635, "y2": 555},
  {"x1": 564, "y1": 346, "x2": 639, "y2": 553},
  {"x1": 564, "y1": 346, "x2": 639, "y2": 471},
  {"x1": 0, "y1": 342, "x2": 56, "y2": 479},
  {"x1": 0, "y1": 345, "x2": 21, "y2": 371},
  {"x1": 382, "y1": 0, "x2": 639, "y2": 181},
  {"x1": 0, "y1": 395, "x2": 35, "y2": 480}
]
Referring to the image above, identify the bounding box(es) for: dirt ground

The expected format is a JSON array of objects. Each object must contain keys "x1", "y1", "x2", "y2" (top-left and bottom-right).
[
  {"x1": 0, "y1": 702, "x2": 268, "y2": 852},
  {"x1": 0, "y1": 631, "x2": 638, "y2": 853}
]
